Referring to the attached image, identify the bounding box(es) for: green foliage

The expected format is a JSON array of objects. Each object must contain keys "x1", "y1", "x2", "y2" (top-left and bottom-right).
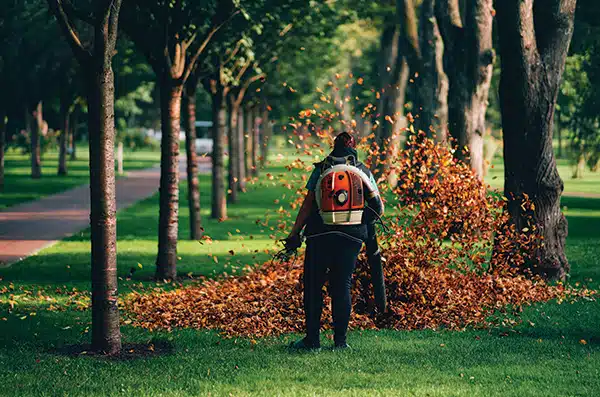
[
  {"x1": 11, "y1": 129, "x2": 59, "y2": 157},
  {"x1": 558, "y1": 53, "x2": 600, "y2": 171},
  {"x1": 117, "y1": 128, "x2": 159, "y2": 151}
]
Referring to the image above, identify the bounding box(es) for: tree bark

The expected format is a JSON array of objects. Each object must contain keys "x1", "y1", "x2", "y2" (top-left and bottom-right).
[
  {"x1": 236, "y1": 106, "x2": 246, "y2": 191},
  {"x1": 227, "y1": 102, "x2": 240, "y2": 203},
  {"x1": 436, "y1": 0, "x2": 495, "y2": 179},
  {"x1": 0, "y1": 109, "x2": 5, "y2": 191},
  {"x1": 418, "y1": 0, "x2": 449, "y2": 142},
  {"x1": 182, "y1": 77, "x2": 203, "y2": 240},
  {"x1": 211, "y1": 90, "x2": 227, "y2": 219},
  {"x1": 244, "y1": 105, "x2": 253, "y2": 178},
  {"x1": 496, "y1": 0, "x2": 575, "y2": 280},
  {"x1": 376, "y1": 23, "x2": 406, "y2": 178},
  {"x1": 58, "y1": 95, "x2": 70, "y2": 176},
  {"x1": 30, "y1": 101, "x2": 43, "y2": 179},
  {"x1": 155, "y1": 76, "x2": 183, "y2": 280},
  {"x1": 260, "y1": 104, "x2": 271, "y2": 168},
  {"x1": 252, "y1": 106, "x2": 260, "y2": 177},
  {"x1": 85, "y1": 64, "x2": 120, "y2": 355},
  {"x1": 377, "y1": 1, "x2": 419, "y2": 179},
  {"x1": 47, "y1": 0, "x2": 123, "y2": 356}
]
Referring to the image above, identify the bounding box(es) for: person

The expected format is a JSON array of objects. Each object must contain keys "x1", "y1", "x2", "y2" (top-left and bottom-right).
[{"x1": 286, "y1": 131, "x2": 383, "y2": 351}]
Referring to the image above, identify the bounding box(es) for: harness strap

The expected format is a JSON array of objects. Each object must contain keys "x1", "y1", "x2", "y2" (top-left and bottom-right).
[{"x1": 305, "y1": 231, "x2": 363, "y2": 244}]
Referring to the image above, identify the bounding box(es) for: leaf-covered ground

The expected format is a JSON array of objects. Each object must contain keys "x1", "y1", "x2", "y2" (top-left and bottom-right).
[
  {"x1": 1, "y1": 147, "x2": 599, "y2": 396},
  {"x1": 123, "y1": 140, "x2": 596, "y2": 338}
]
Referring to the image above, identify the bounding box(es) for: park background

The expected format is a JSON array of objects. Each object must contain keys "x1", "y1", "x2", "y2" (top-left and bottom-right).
[{"x1": 1, "y1": 0, "x2": 599, "y2": 396}]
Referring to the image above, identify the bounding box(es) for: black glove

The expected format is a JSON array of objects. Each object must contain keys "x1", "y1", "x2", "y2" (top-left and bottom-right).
[{"x1": 284, "y1": 233, "x2": 302, "y2": 251}]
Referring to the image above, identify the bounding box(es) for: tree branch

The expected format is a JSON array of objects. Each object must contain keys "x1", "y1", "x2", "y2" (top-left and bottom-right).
[
  {"x1": 107, "y1": 0, "x2": 123, "y2": 50},
  {"x1": 63, "y1": 0, "x2": 96, "y2": 25},
  {"x1": 435, "y1": 0, "x2": 464, "y2": 50},
  {"x1": 46, "y1": 0, "x2": 90, "y2": 63},
  {"x1": 182, "y1": 9, "x2": 241, "y2": 83},
  {"x1": 496, "y1": 0, "x2": 539, "y2": 66},
  {"x1": 533, "y1": 0, "x2": 576, "y2": 67}
]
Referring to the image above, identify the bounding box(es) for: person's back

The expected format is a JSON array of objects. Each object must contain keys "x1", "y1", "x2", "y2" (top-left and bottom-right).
[{"x1": 286, "y1": 132, "x2": 383, "y2": 350}]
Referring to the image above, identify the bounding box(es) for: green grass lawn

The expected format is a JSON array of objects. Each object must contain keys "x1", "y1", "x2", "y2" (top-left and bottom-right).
[
  {"x1": 0, "y1": 155, "x2": 599, "y2": 396},
  {"x1": 485, "y1": 157, "x2": 600, "y2": 195},
  {"x1": 0, "y1": 147, "x2": 161, "y2": 210}
]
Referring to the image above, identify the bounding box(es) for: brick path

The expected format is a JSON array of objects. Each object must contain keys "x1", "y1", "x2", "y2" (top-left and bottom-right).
[{"x1": 0, "y1": 159, "x2": 210, "y2": 267}]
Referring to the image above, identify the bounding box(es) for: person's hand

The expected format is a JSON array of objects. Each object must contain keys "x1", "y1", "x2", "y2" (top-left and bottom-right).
[{"x1": 284, "y1": 232, "x2": 302, "y2": 250}]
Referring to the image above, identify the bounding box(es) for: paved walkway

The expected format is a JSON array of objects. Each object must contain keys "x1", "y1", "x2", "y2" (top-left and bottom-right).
[
  {"x1": 0, "y1": 158, "x2": 210, "y2": 267},
  {"x1": 563, "y1": 191, "x2": 600, "y2": 199}
]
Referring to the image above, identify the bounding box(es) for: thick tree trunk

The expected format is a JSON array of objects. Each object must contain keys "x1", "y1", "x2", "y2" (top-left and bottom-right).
[
  {"x1": 86, "y1": 65, "x2": 121, "y2": 355},
  {"x1": 182, "y1": 79, "x2": 202, "y2": 240},
  {"x1": 260, "y1": 104, "x2": 271, "y2": 168},
  {"x1": 436, "y1": 0, "x2": 495, "y2": 179},
  {"x1": 227, "y1": 103, "x2": 240, "y2": 203},
  {"x1": 418, "y1": 0, "x2": 449, "y2": 142},
  {"x1": 244, "y1": 105, "x2": 253, "y2": 178},
  {"x1": 211, "y1": 93, "x2": 227, "y2": 219},
  {"x1": 252, "y1": 106, "x2": 260, "y2": 177},
  {"x1": 496, "y1": 0, "x2": 575, "y2": 280},
  {"x1": 30, "y1": 101, "x2": 43, "y2": 179},
  {"x1": 58, "y1": 96, "x2": 70, "y2": 176},
  {"x1": 156, "y1": 77, "x2": 183, "y2": 280},
  {"x1": 237, "y1": 106, "x2": 246, "y2": 191},
  {"x1": 0, "y1": 109, "x2": 5, "y2": 191}
]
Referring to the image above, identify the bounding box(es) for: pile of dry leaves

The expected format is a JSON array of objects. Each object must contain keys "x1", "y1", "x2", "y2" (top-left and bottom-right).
[{"x1": 123, "y1": 135, "x2": 596, "y2": 337}]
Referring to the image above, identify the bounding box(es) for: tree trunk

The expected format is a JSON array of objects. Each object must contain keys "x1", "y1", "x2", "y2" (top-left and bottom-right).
[
  {"x1": 211, "y1": 92, "x2": 227, "y2": 219},
  {"x1": 182, "y1": 78, "x2": 203, "y2": 240},
  {"x1": 376, "y1": 21, "x2": 399, "y2": 154},
  {"x1": 237, "y1": 106, "x2": 246, "y2": 192},
  {"x1": 69, "y1": 108, "x2": 79, "y2": 161},
  {"x1": 85, "y1": 65, "x2": 121, "y2": 355},
  {"x1": 377, "y1": 23, "x2": 407, "y2": 178},
  {"x1": 377, "y1": 1, "x2": 419, "y2": 179},
  {"x1": 0, "y1": 109, "x2": 5, "y2": 191},
  {"x1": 227, "y1": 102, "x2": 240, "y2": 203},
  {"x1": 30, "y1": 101, "x2": 43, "y2": 179},
  {"x1": 70, "y1": 107, "x2": 78, "y2": 160},
  {"x1": 436, "y1": 0, "x2": 495, "y2": 179},
  {"x1": 58, "y1": 96, "x2": 70, "y2": 176},
  {"x1": 496, "y1": 0, "x2": 575, "y2": 280},
  {"x1": 572, "y1": 148, "x2": 585, "y2": 179},
  {"x1": 47, "y1": 0, "x2": 123, "y2": 356},
  {"x1": 260, "y1": 104, "x2": 271, "y2": 168},
  {"x1": 155, "y1": 77, "x2": 183, "y2": 280},
  {"x1": 252, "y1": 106, "x2": 260, "y2": 177},
  {"x1": 418, "y1": 0, "x2": 449, "y2": 142},
  {"x1": 244, "y1": 105, "x2": 253, "y2": 178}
]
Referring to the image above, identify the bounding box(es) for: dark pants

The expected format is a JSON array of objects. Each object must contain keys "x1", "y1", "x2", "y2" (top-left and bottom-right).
[
  {"x1": 303, "y1": 233, "x2": 363, "y2": 346},
  {"x1": 365, "y1": 223, "x2": 387, "y2": 312}
]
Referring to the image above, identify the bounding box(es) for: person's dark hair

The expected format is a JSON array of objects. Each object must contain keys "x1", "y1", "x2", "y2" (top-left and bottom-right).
[{"x1": 333, "y1": 132, "x2": 356, "y2": 150}]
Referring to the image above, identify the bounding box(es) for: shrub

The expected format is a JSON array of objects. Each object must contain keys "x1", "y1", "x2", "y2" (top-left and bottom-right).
[{"x1": 117, "y1": 128, "x2": 159, "y2": 151}]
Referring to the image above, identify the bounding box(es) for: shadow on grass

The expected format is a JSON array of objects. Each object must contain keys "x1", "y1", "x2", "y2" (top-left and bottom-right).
[{"x1": 53, "y1": 340, "x2": 174, "y2": 361}]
